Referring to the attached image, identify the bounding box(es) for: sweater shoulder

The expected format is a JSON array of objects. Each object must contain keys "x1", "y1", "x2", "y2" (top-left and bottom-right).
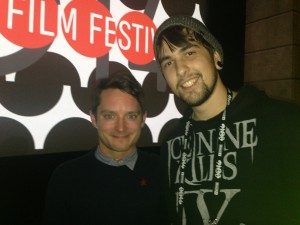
[{"x1": 51, "y1": 150, "x2": 96, "y2": 176}]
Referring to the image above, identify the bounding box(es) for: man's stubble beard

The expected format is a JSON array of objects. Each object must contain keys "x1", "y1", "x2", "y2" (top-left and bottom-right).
[{"x1": 179, "y1": 71, "x2": 218, "y2": 107}]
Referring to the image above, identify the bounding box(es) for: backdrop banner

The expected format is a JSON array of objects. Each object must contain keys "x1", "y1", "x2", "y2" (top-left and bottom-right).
[{"x1": 0, "y1": 0, "x2": 245, "y2": 156}]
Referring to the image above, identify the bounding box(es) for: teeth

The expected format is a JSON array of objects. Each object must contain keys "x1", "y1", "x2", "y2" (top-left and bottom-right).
[{"x1": 182, "y1": 78, "x2": 197, "y2": 87}]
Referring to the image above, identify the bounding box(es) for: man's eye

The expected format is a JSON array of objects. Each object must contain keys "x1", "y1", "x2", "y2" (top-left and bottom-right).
[
  {"x1": 186, "y1": 51, "x2": 195, "y2": 56},
  {"x1": 103, "y1": 113, "x2": 115, "y2": 120},
  {"x1": 127, "y1": 114, "x2": 138, "y2": 120},
  {"x1": 163, "y1": 61, "x2": 173, "y2": 69}
]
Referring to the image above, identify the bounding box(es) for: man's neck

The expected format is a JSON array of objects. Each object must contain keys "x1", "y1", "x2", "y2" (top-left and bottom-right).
[
  {"x1": 98, "y1": 145, "x2": 136, "y2": 161},
  {"x1": 95, "y1": 147, "x2": 137, "y2": 170}
]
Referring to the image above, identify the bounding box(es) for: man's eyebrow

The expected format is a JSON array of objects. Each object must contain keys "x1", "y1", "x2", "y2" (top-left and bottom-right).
[
  {"x1": 159, "y1": 55, "x2": 171, "y2": 65},
  {"x1": 181, "y1": 43, "x2": 199, "y2": 52},
  {"x1": 99, "y1": 110, "x2": 141, "y2": 115},
  {"x1": 128, "y1": 111, "x2": 141, "y2": 114},
  {"x1": 99, "y1": 110, "x2": 114, "y2": 114},
  {"x1": 159, "y1": 44, "x2": 199, "y2": 64}
]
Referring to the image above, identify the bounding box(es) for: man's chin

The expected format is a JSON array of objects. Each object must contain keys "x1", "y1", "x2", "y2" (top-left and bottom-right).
[
  {"x1": 110, "y1": 143, "x2": 133, "y2": 153},
  {"x1": 180, "y1": 93, "x2": 209, "y2": 107},
  {"x1": 110, "y1": 145, "x2": 129, "y2": 153},
  {"x1": 181, "y1": 97, "x2": 201, "y2": 106}
]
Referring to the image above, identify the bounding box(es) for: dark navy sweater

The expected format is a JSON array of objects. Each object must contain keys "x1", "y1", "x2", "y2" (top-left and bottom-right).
[{"x1": 43, "y1": 149, "x2": 161, "y2": 225}]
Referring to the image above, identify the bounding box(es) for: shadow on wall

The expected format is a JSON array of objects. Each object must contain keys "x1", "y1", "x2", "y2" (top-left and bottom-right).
[{"x1": 0, "y1": 150, "x2": 88, "y2": 225}]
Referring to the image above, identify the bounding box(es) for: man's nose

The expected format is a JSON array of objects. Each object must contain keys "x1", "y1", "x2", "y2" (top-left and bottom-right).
[
  {"x1": 175, "y1": 60, "x2": 188, "y2": 77},
  {"x1": 116, "y1": 117, "x2": 126, "y2": 131}
]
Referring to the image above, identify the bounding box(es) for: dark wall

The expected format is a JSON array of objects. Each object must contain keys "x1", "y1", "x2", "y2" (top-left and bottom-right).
[
  {"x1": 204, "y1": 0, "x2": 246, "y2": 90},
  {"x1": 0, "y1": 147, "x2": 160, "y2": 225},
  {"x1": 0, "y1": 151, "x2": 86, "y2": 225}
]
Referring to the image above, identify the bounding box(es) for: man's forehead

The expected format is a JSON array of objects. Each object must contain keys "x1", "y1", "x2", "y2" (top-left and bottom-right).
[
  {"x1": 159, "y1": 39, "x2": 200, "y2": 61},
  {"x1": 98, "y1": 89, "x2": 140, "y2": 106}
]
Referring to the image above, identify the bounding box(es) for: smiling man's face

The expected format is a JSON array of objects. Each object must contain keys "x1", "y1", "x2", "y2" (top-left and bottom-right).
[
  {"x1": 90, "y1": 88, "x2": 146, "y2": 159},
  {"x1": 160, "y1": 38, "x2": 220, "y2": 107}
]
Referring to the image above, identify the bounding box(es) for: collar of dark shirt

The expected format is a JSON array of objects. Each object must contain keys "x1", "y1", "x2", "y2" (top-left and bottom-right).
[{"x1": 94, "y1": 147, "x2": 137, "y2": 171}]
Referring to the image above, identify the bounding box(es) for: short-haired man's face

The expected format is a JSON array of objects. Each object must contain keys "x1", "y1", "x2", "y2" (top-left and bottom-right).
[
  {"x1": 90, "y1": 88, "x2": 146, "y2": 159},
  {"x1": 159, "y1": 39, "x2": 221, "y2": 107}
]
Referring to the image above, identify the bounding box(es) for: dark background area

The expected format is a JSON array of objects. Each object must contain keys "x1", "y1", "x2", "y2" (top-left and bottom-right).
[
  {"x1": 0, "y1": 147, "x2": 160, "y2": 225},
  {"x1": 0, "y1": 150, "x2": 87, "y2": 225},
  {"x1": 203, "y1": 0, "x2": 246, "y2": 90}
]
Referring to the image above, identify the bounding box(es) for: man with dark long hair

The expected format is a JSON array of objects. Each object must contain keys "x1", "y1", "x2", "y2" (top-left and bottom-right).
[{"x1": 154, "y1": 15, "x2": 300, "y2": 225}]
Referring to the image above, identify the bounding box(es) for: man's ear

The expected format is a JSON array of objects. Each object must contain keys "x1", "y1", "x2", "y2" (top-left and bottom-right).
[
  {"x1": 89, "y1": 110, "x2": 97, "y2": 128},
  {"x1": 214, "y1": 51, "x2": 223, "y2": 70},
  {"x1": 141, "y1": 112, "x2": 147, "y2": 128}
]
